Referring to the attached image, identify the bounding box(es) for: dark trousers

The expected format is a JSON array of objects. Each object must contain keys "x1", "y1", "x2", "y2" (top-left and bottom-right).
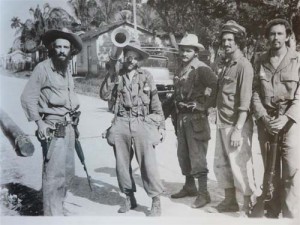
[
  {"x1": 176, "y1": 113, "x2": 210, "y2": 177},
  {"x1": 257, "y1": 120, "x2": 300, "y2": 218}
]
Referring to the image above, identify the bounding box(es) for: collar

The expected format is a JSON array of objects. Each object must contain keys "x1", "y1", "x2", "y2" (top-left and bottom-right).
[
  {"x1": 261, "y1": 47, "x2": 299, "y2": 72},
  {"x1": 180, "y1": 58, "x2": 207, "y2": 76},
  {"x1": 224, "y1": 50, "x2": 243, "y2": 66}
]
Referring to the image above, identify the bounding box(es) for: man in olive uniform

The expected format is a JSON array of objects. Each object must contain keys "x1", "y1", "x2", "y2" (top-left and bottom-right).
[
  {"x1": 212, "y1": 20, "x2": 255, "y2": 216},
  {"x1": 21, "y1": 28, "x2": 82, "y2": 215},
  {"x1": 170, "y1": 34, "x2": 218, "y2": 209},
  {"x1": 252, "y1": 19, "x2": 300, "y2": 218},
  {"x1": 100, "y1": 40, "x2": 165, "y2": 216}
]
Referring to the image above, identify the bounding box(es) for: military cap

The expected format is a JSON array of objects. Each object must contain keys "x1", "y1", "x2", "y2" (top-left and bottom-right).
[{"x1": 221, "y1": 20, "x2": 246, "y2": 36}]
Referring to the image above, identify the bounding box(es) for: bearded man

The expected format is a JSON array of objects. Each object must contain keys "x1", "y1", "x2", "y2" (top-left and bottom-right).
[{"x1": 21, "y1": 28, "x2": 82, "y2": 216}]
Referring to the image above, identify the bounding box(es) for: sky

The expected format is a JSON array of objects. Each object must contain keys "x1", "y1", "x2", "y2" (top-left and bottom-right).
[{"x1": 0, "y1": 0, "x2": 74, "y2": 55}]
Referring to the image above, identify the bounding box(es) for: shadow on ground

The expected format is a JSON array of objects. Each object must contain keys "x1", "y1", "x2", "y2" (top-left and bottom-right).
[
  {"x1": 70, "y1": 171, "x2": 149, "y2": 215},
  {"x1": 2, "y1": 183, "x2": 43, "y2": 216}
]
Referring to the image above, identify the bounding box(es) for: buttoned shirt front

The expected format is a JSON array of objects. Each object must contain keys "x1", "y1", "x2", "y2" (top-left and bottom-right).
[
  {"x1": 252, "y1": 48, "x2": 300, "y2": 123},
  {"x1": 216, "y1": 50, "x2": 254, "y2": 127},
  {"x1": 101, "y1": 67, "x2": 165, "y2": 129},
  {"x1": 21, "y1": 58, "x2": 79, "y2": 122}
]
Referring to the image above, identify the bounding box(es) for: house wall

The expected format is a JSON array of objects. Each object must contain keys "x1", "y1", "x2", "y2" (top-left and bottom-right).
[{"x1": 77, "y1": 25, "x2": 157, "y2": 76}]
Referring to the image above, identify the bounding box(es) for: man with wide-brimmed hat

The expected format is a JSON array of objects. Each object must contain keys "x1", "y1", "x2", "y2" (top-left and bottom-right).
[
  {"x1": 100, "y1": 40, "x2": 165, "y2": 216},
  {"x1": 209, "y1": 20, "x2": 255, "y2": 216},
  {"x1": 21, "y1": 28, "x2": 83, "y2": 216},
  {"x1": 170, "y1": 33, "x2": 217, "y2": 209},
  {"x1": 252, "y1": 18, "x2": 300, "y2": 218}
]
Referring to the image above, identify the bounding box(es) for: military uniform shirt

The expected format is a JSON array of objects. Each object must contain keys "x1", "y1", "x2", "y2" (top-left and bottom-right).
[
  {"x1": 216, "y1": 51, "x2": 254, "y2": 127},
  {"x1": 21, "y1": 58, "x2": 80, "y2": 122}
]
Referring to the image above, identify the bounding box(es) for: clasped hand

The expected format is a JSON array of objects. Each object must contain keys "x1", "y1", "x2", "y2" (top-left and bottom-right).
[{"x1": 262, "y1": 114, "x2": 289, "y2": 135}]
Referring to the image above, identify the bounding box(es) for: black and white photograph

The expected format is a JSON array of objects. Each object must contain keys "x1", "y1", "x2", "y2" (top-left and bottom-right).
[{"x1": 0, "y1": 0, "x2": 299, "y2": 225}]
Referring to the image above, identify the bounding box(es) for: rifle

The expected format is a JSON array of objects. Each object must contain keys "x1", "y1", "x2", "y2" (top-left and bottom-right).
[
  {"x1": 249, "y1": 104, "x2": 281, "y2": 218},
  {"x1": 72, "y1": 111, "x2": 93, "y2": 191},
  {"x1": 75, "y1": 138, "x2": 93, "y2": 191}
]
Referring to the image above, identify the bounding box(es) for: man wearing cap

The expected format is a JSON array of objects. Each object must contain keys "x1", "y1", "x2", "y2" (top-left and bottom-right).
[
  {"x1": 21, "y1": 28, "x2": 82, "y2": 216},
  {"x1": 170, "y1": 34, "x2": 217, "y2": 209},
  {"x1": 252, "y1": 18, "x2": 300, "y2": 218},
  {"x1": 211, "y1": 20, "x2": 255, "y2": 216},
  {"x1": 100, "y1": 40, "x2": 165, "y2": 216}
]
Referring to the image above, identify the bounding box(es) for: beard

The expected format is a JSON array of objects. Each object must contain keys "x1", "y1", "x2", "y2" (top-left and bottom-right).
[
  {"x1": 52, "y1": 53, "x2": 70, "y2": 75},
  {"x1": 123, "y1": 62, "x2": 138, "y2": 72}
]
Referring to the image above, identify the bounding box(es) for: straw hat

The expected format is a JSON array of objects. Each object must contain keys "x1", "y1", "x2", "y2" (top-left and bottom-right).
[
  {"x1": 123, "y1": 40, "x2": 149, "y2": 60},
  {"x1": 178, "y1": 33, "x2": 205, "y2": 51}
]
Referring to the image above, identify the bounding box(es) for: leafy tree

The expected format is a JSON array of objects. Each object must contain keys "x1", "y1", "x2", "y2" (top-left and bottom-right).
[{"x1": 10, "y1": 4, "x2": 77, "y2": 54}]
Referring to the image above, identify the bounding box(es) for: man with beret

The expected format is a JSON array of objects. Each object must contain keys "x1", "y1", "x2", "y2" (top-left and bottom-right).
[
  {"x1": 211, "y1": 21, "x2": 255, "y2": 216},
  {"x1": 21, "y1": 28, "x2": 82, "y2": 216},
  {"x1": 252, "y1": 18, "x2": 300, "y2": 218},
  {"x1": 100, "y1": 40, "x2": 165, "y2": 216},
  {"x1": 170, "y1": 34, "x2": 217, "y2": 209}
]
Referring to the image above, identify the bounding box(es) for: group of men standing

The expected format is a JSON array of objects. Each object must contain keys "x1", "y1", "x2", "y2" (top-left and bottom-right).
[{"x1": 20, "y1": 18, "x2": 299, "y2": 218}]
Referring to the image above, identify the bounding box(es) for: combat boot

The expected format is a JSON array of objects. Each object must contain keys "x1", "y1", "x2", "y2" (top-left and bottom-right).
[
  {"x1": 171, "y1": 176, "x2": 197, "y2": 198},
  {"x1": 192, "y1": 191, "x2": 211, "y2": 208},
  {"x1": 240, "y1": 195, "x2": 252, "y2": 217},
  {"x1": 149, "y1": 196, "x2": 161, "y2": 217},
  {"x1": 191, "y1": 175, "x2": 211, "y2": 208},
  {"x1": 214, "y1": 188, "x2": 239, "y2": 212},
  {"x1": 118, "y1": 193, "x2": 137, "y2": 213},
  {"x1": 129, "y1": 193, "x2": 137, "y2": 209}
]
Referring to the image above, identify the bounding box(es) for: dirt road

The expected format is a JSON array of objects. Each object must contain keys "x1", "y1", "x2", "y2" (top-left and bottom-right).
[{"x1": 1, "y1": 71, "x2": 282, "y2": 225}]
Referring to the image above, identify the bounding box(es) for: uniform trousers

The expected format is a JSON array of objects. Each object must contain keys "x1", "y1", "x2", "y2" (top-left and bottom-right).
[
  {"x1": 176, "y1": 113, "x2": 210, "y2": 177},
  {"x1": 214, "y1": 119, "x2": 255, "y2": 195},
  {"x1": 257, "y1": 119, "x2": 300, "y2": 218},
  {"x1": 113, "y1": 117, "x2": 163, "y2": 197},
  {"x1": 41, "y1": 119, "x2": 75, "y2": 216}
]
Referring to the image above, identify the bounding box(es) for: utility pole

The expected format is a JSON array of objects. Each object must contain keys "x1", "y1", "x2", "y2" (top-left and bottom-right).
[{"x1": 132, "y1": 0, "x2": 138, "y2": 40}]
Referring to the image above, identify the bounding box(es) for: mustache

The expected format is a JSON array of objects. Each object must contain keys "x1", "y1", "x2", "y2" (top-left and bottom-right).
[{"x1": 58, "y1": 53, "x2": 67, "y2": 57}]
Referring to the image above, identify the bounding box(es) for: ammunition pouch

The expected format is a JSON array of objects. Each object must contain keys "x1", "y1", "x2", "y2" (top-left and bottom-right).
[
  {"x1": 103, "y1": 125, "x2": 116, "y2": 147},
  {"x1": 54, "y1": 122, "x2": 66, "y2": 138}
]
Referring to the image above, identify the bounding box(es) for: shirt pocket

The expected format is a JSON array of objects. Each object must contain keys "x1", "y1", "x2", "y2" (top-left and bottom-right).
[
  {"x1": 221, "y1": 76, "x2": 236, "y2": 95},
  {"x1": 280, "y1": 68, "x2": 299, "y2": 99},
  {"x1": 191, "y1": 114, "x2": 211, "y2": 141}
]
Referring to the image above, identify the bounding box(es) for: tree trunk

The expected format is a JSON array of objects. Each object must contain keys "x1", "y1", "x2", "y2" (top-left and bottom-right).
[{"x1": 169, "y1": 32, "x2": 178, "y2": 50}]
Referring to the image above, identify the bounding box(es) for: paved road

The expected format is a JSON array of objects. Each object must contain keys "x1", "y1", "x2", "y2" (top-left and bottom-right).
[{"x1": 0, "y1": 70, "x2": 273, "y2": 224}]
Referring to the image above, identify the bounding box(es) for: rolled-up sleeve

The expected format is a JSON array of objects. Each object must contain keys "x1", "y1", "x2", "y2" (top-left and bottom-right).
[{"x1": 20, "y1": 64, "x2": 46, "y2": 122}]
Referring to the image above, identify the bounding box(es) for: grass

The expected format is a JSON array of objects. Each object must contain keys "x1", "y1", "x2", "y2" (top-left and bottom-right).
[{"x1": 73, "y1": 74, "x2": 105, "y2": 98}]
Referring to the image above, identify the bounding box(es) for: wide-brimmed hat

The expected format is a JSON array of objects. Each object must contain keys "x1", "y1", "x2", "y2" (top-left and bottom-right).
[
  {"x1": 178, "y1": 34, "x2": 205, "y2": 51},
  {"x1": 42, "y1": 28, "x2": 83, "y2": 55},
  {"x1": 123, "y1": 40, "x2": 149, "y2": 60},
  {"x1": 221, "y1": 20, "x2": 246, "y2": 36}
]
